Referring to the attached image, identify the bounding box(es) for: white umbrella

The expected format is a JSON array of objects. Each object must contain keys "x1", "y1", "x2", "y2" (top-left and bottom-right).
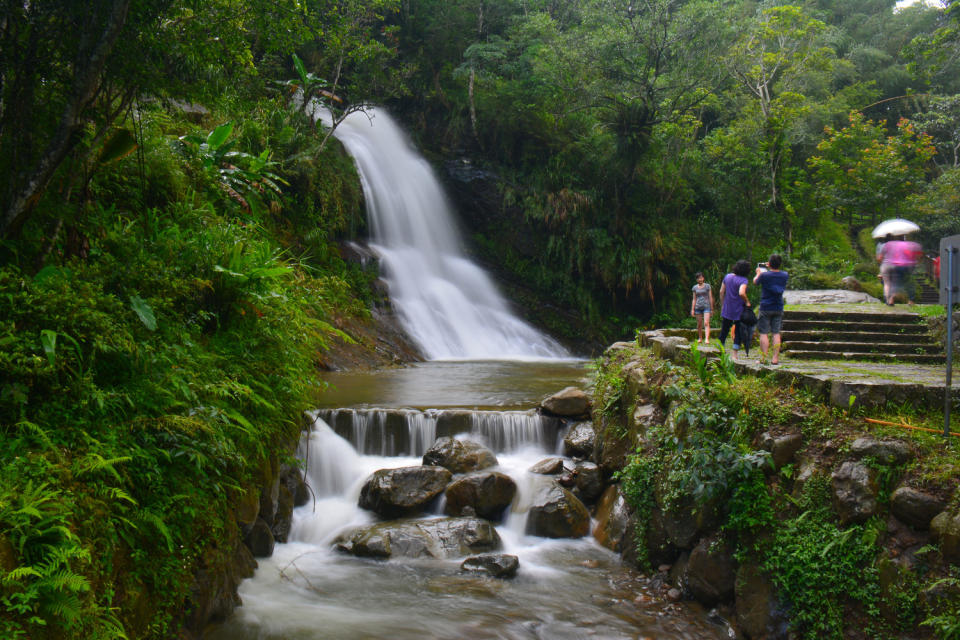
[{"x1": 871, "y1": 218, "x2": 919, "y2": 239}]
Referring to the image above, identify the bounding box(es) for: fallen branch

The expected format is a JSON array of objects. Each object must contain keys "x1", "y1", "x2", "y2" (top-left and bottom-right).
[{"x1": 864, "y1": 417, "x2": 960, "y2": 438}]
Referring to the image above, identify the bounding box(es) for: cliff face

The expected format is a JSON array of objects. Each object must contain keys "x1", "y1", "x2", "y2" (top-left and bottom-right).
[{"x1": 588, "y1": 341, "x2": 960, "y2": 640}]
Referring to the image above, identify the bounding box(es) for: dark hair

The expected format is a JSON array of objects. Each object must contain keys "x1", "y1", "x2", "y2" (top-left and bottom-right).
[
  {"x1": 733, "y1": 260, "x2": 751, "y2": 277},
  {"x1": 694, "y1": 271, "x2": 704, "y2": 279},
  {"x1": 768, "y1": 254, "x2": 782, "y2": 269}
]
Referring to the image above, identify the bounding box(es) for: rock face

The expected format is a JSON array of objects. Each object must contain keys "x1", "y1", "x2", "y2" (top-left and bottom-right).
[
  {"x1": 571, "y1": 461, "x2": 604, "y2": 503},
  {"x1": 444, "y1": 472, "x2": 517, "y2": 521},
  {"x1": 358, "y1": 466, "x2": 453, "y2": 518},
  {"x1": 541, "y1": 386, "x2": 591, "y2": 418},
  {"x1": 334, "y1": 517, "x2": 501, "y2": 560},
  {"x1": 525, "y1": 483, "x2": 591, "y2": 538},
  {"x1": 422, "y1": 437, "x2": 498, "y2": 473},
  {"x1": 735, "y1": 563, "x2": 787, "y2": 640},
  {"x1": 760, "y1": 432, "x2": 803, "y2": 469},
  {"x1": 461, "y1": 553, "x2": 519, "y2": 578},
  {"x1": 849, "y1": 437, "x2": 913, "y2": 466},
  {"x1": 891, "y1": 486, "x2": 946, "y2": 530},
  {"x1": 831, "y1": 461, "x2": 879, "y2": 526}
]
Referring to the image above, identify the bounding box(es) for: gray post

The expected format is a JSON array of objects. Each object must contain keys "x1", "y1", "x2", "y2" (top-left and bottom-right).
[{"x1": 947, "y1": 246, "x2": 957, "y2": 438}]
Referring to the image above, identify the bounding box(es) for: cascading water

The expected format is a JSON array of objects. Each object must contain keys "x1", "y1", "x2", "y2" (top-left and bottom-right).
[{"x1": 318, "y1": 107, "x2": 568, "y2": 361}]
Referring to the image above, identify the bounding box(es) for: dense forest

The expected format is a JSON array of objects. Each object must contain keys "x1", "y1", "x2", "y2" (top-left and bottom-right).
[{"x1": 1, "y1": 0, "x2": 959, "y2": 638}]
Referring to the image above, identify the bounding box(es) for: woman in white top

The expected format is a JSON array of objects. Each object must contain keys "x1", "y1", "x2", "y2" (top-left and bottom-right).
[{"x1": 690, "y1": 272, "x2": 714, "y2": 343}]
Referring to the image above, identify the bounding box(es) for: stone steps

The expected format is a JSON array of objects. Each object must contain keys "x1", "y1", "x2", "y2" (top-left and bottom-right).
[{"x1": 781, "y1": 309, "x2": 944, "y2": 364}]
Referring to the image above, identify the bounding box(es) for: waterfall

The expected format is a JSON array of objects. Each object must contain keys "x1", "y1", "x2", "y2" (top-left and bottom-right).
[{"x1": 317, "y1": 107, "x2": 569, "y2": 361}]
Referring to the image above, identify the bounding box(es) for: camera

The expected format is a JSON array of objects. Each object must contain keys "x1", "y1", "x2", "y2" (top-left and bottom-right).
[{"x1": 757, "y1": 262, "x2": 768, "y2": 271}]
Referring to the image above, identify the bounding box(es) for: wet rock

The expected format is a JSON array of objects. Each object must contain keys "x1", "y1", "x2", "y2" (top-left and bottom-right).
[
  {"x1": 236, "y1": 487, "x2": 260, "y2": 538},
  {"x1": 525, "y1": 483, "x2": 591, "y2": 538},
  {"x1": 280, "y1": 464, "x2": 310, "y2": 508},
  {"x1": 659, "y1": 493, "x2": 720, "y2": 550},
  {"x1": 541, "y1": 386, "x2": 591, "y2": 418},
  {"x1": 183, "y1": 541, "x2": 256, "y2": 634},
  {"x1": 444, "y1": 471, "x2": 517, "y2": 521},
  {"x1": 891, "y1": 486, "x2": 946, "y2": 530},
  {"x1": 760, "y1": 432, "x2": 803, "y2": 469},
  {"x1": 563, "y1": 422, "x2": 597, "y2": 459},
  {"x1": 850, "y1": 437, "x2": 913, "y2": 466},
  {"x1": 422, "y1": 437, "x2": 498, "y2": 473},
  {"x1": 831, "y1": 461, "x2": 879, "y2": 526},
  {"x1": 529, "y1": 457, "x2": 566, "y2": 475},
  {"x1": 244, "y1": 517, "x2": 275, "y2": 558},
  {"x1": 593, "y1": 485, "x2": 631, "y2": 552},
  {"x1": 668, "y1": 551, "x2": 689, "y2": 590},
  {"x1": 572, "y1": 461, "x2": 604, "y2": 504},
  {"x1": 258, "y1": 457, "x2": 281, "y2": 527},
  {"x1": 460, "y1": 553, "x2": 519, "y2": 578},
  {"x1": 334, "y1": 517, "x2": 501, "y2": 560},
  {"x1": 931, "y1": 510, "x2": 960, "y2": 564},
  {"x1": 358, "y1": 465, "x2": 452, "y2": 518},
  {"x1": 686, "y1": 537, "x2": 737, "y2": 606}
]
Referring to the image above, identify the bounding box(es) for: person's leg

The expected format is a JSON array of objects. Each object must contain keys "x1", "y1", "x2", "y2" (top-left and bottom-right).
[
  {"x1": 696, "y1": 313, "x2": 704, "y2": 342},
  {"x1": 719, "y1": 317, "x2": 733, "y2": 346},
  {"x1": 905, "y1": 267, "x2": 916, "y2": 304},
  {"x1": 703, "y1": 311, "x2": 711, "y2": 343},
  {"x1": 770, "y1": 312, "x2": 783, "y2": 364},
  {"x1": 756, "y1": 311, "x2": 770, "y2": 362}
]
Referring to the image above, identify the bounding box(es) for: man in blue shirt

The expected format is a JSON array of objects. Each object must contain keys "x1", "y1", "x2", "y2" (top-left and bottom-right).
[{"x1": 753, "y1": 254, "x2": 788, "y2": 364}]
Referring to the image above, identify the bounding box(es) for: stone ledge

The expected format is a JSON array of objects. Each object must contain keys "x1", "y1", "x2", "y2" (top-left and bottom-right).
[{"x1": 638, "y1": 331, "x2": 955, "y2": 411}]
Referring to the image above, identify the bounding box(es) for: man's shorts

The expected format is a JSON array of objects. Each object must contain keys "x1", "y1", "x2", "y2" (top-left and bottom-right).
[{"x1": 757, "y1": 309, "x2": 783, "y2": 335}]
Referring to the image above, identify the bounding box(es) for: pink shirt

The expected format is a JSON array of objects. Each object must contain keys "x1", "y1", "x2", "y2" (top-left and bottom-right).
[{"x1": 882, "y1": 240, "x2": 921, "y2": 267}]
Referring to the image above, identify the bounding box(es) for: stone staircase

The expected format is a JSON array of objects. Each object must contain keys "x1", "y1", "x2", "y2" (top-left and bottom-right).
[{"x1": 782, "y1": 309, "x2": 944, "y2": 364}]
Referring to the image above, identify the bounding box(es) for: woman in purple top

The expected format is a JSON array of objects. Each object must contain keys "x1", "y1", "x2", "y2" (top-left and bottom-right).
[{"x1": 717, "y1": 260, "x2": 752, "y2": 359}]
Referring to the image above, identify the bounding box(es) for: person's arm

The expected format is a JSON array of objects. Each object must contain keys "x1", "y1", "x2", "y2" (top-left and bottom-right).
[
  {"x1": 739, "y1": 282, "x2": 749, "y2": 306},
  {"x1": 709, "y1": 286, "x2": 715, "y2": 309},
  {"x1": 691, "y1": 291, "x2": 696, "y2": 316},
  {"x1": 753, "y1": 268, "x2": 763, "y2": 285}
]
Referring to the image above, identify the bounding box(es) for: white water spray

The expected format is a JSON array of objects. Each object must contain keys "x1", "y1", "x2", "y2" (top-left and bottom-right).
[{"x1": 318, "y1": 107, "x2": 569, "y2": 361}]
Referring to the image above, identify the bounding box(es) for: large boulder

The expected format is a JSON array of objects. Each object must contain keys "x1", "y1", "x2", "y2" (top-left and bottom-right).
[
  {"x1": 423, "y1": 437, "x2": 498, "y2": 473},
  {"x1": 334, "y1": 517, "x2": 501, "y2": 560},
  {"x1": 541, "y1": 386, "x2": 591, "y2": 418},
  {"x1": 444, "y1": 471, "x2": 517, "y2": 521},
  {"x1": 760, "y1": 432, "x2": 803, "y2": 470},
  {"x1": 571, "y1": 461, "x2": 604, "y2": 504},
  {"x1": 891, "y1": 486, "x2": 946, "y2": 530},
  {"x1": 358, "y1": 465, "x2": 452, "y2": 518},
  {"x1": 525, "y1": 483, "x2": 591, "y2": 538},
  {"x1": 685, "y1": 536, "x2": 737, "y2": 606},
  {"x1": 849, "y1": 437, "x2": 913, "y2": 466},
  {"x1": 563, "y1": 422, "x2": 597, "y2": 459},
  {"x1": 831, "y1": 461, "x2": 879, "y2": 526}
]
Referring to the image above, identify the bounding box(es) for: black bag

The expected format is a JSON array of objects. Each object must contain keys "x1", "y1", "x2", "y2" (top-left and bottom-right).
[{"x1": 739, "y1": 305, "x2": 757, "y2": 326}]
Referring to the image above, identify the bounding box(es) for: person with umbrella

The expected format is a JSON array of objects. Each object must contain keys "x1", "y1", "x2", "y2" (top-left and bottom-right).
[{"x1": 873, "y1": 219, "x2": 922, "y2": 305}]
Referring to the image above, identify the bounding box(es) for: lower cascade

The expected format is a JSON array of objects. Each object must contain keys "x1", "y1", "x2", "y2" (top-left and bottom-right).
[{"x1": 208, "y1": 395, "x2": 733, "y2": 639}]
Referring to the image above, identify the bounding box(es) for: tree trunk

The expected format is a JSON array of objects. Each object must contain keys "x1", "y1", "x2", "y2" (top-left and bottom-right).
[{"x1": 1, "y1": 0, "x2": 131, "y2": 238}]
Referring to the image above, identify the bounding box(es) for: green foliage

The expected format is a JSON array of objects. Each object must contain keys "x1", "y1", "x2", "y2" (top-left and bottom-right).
[
  {"x1": 762, "y1": 477, "x2": 883, "y2": 640},
  {"x1": 615, "y1": 453, "x2": 661, "y2": 574}
]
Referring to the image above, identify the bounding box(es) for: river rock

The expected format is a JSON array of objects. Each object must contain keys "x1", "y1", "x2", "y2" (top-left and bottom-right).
[
  {"x1": 849, "y1": 437, "x2": 913, "y2": 466},
  {"x1": 460, "y1": 553, "x2": 519, "y2": 578},
  {"x1": 891, "y1": 486, "x2": 946, "y2": 530},
  {"x1": 444, "y1": 471, "x2": 517, "y2": 521},
  {"x1": 541, "y1": 386, "x2": 591, "y2": 418},
  {"x1": 831, "y1": 461, "x2": 879, "y2": 526},
  {"x1": 422, "y1": 437, "x2": 498, "y2": 473},
  {"x1": 258, "y1": 457, "x2": 281, "y2": 527},
  {"x1": 685, "y1": 536, "x2": 737, "y2": 605},
  {"x1": 271, "y1": 483, "x2": 294, "y2": 543},
  {"x1": 358, "y1": 465, "x2": 452, "y2": 518},
  {"x1": 529, "y1": 457, "x2": 566, "y2": 474},
  {"x1": 593, "y1": 485, "x2": 631, "y2": 552},
  {"x1": 525, "y1": 483, "x2": 591, "y2": 538},
  {"x1": 334, "y1": 517, "x2": 501, "y2": 560},
  {"x1": 563, "y1": 422, "x2": 597, "y2": 459}
]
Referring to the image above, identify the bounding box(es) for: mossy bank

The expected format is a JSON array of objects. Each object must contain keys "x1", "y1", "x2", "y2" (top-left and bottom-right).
[{"x1": 589, "y1": 341, "x2": 960, "y2": 639}]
